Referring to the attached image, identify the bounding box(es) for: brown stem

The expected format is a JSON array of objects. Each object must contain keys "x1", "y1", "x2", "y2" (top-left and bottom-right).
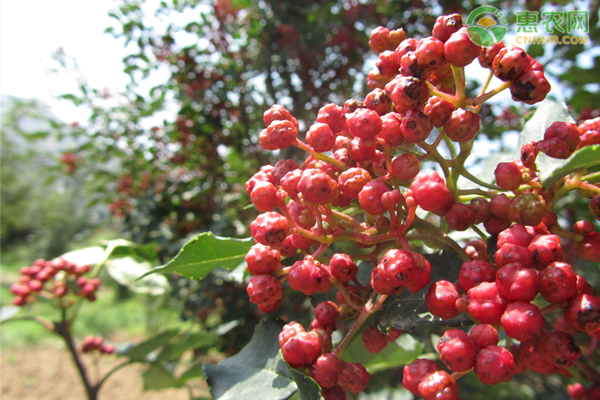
[{"x1": 56, "y1": 309, "x2": 97, "y2": 400}]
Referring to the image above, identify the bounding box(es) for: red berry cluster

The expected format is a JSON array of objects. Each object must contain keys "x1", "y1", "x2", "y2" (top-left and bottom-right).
[
  {"x1": 11, "y1": 258, "x2": 99, "y2": 306},
  {"x1": 240, "y1": 13, "x2": 600, "y2": 400},
  {"x1": 81, "y1": 335, "x2": 115, "y2": 354}
]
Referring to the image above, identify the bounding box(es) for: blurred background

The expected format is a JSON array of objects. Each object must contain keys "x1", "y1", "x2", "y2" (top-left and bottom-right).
[{"x1": 1, "y1": 0, "x2": 598, "y2": 399}]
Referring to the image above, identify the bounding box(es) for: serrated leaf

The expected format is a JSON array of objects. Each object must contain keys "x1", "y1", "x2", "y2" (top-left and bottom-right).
[
  {"x1": 375, "y1": 251, "x2": 472, "y2": 331},
  {"x1": 106, "y1": 257, "x2": 170, "y2": 296},
  {"x1": 127, "y1": 329, "x2": 180, "y2": 361},
  {"x1": 281, "y1": 351, "x2": 323, "y2": 400},
  {"x1": 155, "y1": 331, "x2": 218, "y2": 362},
  {"x1": 537, "y1": 145, "x2": 600, "y2": 190},
  {"x1": 343, "y1": 333, "x2": 424, "y2": 374},
  {"x1": 0, "y1": 306, "x2": 20, "y2": 322},
  {"x1": 142, "y1": 365, "x2": 183, "y2": 391},
  {"x1": 180, "y1": 361, "x2": 205, "y2": 381},
  {"x1": 137, "y1": 232, "x2": 253, "y2": 280},
  {"x1": 515, "y1": 100, "x2": 575, "y2": 159},
  {"x1": 203, "y1": 319, "x2": 296, "y2": 400}
]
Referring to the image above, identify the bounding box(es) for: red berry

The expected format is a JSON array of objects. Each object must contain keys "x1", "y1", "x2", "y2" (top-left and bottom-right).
[
  {"x1": 369, "y1": 26, "x2": 391, "y2": 54},
  {"x1": 321, "y1": 385, "x2": 346, "y2": 400},
  {"x1": 358, "y1": 180, "x2": 389, "y2": 215},
  {"x1": 306, "y1": 123, "x2": 335, "y2": 153},
  {"x1": 497, "y1": 224, "x2": 533, "y2": 248},
  {"x1": 317, "y1": 104, "x2": 346, "y2": 134},
  {"x1": 386, "y1": 327, "x2": 402, "y2": 342},
  {"x1": 378, "y1": 112, "x2": 404, "y2": 146},
  {"x1": 443, "y1": 27, "x2": 481, "y2": 67},
  {"x1": 347, "y1": 108, "x2": 382, "y2": 140},
  {"x1": 99, "y1": 344, "x2": 115, "y2": 354},
  {"x1": 329, "y1": 254, "x2": 358, "y2": 284},
  {"x1": 402, "y1": 359, "x2": 440, "y2": 395},
  {"x1": 12, "y1": 296, "x2": 27, "y2": 306},
  {"x1": 410, "y1": 171, "x2": 451, "y2": 212},
  {"x1": 574, "y1": 220, "x2": 595, "y2": 235},
  {"x1": 467, "y1": 282, "x2": 507, "y2": 325},
  {"x1": 298, "y1": 169, "x2": 338, "y2": 204},
  {"x1": 538, "y1": 137, "x2": 571, "y2": 159},
  {"x1": 28, "y1": 279, "x2": 43, "y2": 292},
  {"x1": 272, "y1": 159, "x2": 298, "y2": 185},
  {"x1": 437, "y1": 329, "x2": 477, "y2": 372},
  {"x1": 444, "y1": 108, "x2": 480, "y2": 142},
  {"x1": 245, "y1": 168, "x2": 275, "y2": 197},
  {"x1": 361, "y1": 326, "x2": 388, "y2": 353},
  {"x1": 577, "y1": 274, "x2": 596, "y2": 296},
  {"x1": 311, "y1": 353, "x2": 343, "y2": 388},
  {"x1": 445, "y1": 203, "x2": 475, "y2": 231},
  {"x1": 266, "y1": 119, "x2": 298, "y2": 150},
  {"x1": 400, "y1": 109, "x2": 433, "y2": 143},
  {"x1": 339, "y1": 362, "x2": 369, "y2": 394},
  {"x1": 245, "y1": 244, "x2": 280, "y2": 275},
  {"x1": 578, "y1": 117, "x2": 600, "y2": 149},
  {"x1": 289, "y1": 259, "x2": 328, "y2": 295},
  {"x1": 510, "y1": 344, "x2": 528, "y2": 374},
  {"x1": 544, "y1": 121, "x2": 581, "y2": 152},
  {"x1": 399, "y1": 51, "x2": 426, "y2": 78},
  {"x1": 424, "y1": 96, "x2": 455, "y2": 128},
  {"x1": 246, "y1": 274, "x2": 283, "y2": 306},
  {"x1": 416, "y1": 37, "x2": 446, "y2": 71},
  {"x1": 425, "y1": 280, "x2": 461, "y2": 320},
  {"x1": 418, "y1": 370, "x2": 459, "y2": 400},
  {"x1": 365, "y1": 88, "x2": 393, "y2": 115},
  {"x1": 315, "y1": 301, "x2": 340, "y2": 328},
  {"x1": 377, "y1": 249, "x2": 432, "y2": 293},
  {"x1": 390, "y1": 76, "x2": 429, "y2": 110},
  {"x1": 250, "y1": 212, "x2": 290, "y2": 247},
  {"x1": 501, "y1": 301, "x2": 544, "y2": 342},
  {"x1": 489, "y1": 194, "x2": 511, "y2": 217},
  {"x1": 539, "y1": 262, "x2": 578, "y2": 304},
  {"x1": 564, "y1": 294, "x2": 600, "y2": 332},
  {"x1": 521, "y1": 338, "x2": 557, "y2": 374},
  {"x1": 494, "y1": 162, "x2": 522, "y2": 191},
  {"x1": 288, "y1": 200, "x2": 316, "y2": 229},
  {"x1": 264, "y1": 104, "x2": 298, "y2": 129},
  {"x1": 508, "y1": 192, "x2": 547, "y2": 226},
  {"x1": 478, "y1": 41, "x2": 505, "y2": 69},
  {"x1": 282, "y1": 331, "x2": 322, "y2": 368},
  {"x1": 377, "y1": 50, "x2": 401, "y2": 78},
  {"x1": 495, "y1": 262, "x2": 539, "y2": 302},
  {"x1": 474, "y1": 345, "x2": 516, "y2": 385},
  {"x1": 495, "y1": 243, "x2": 533, "y2": 268},
  {"x1": 529, "y1": 234, "x2": 563, "y2": 270},
  {"x1": 469, "y1": 324, "x2": 498, "y2": 348},
  {"x1": 279, "y1": 322, "x2": 305, "y2": 347},
  {"x1": 577, "y1": 232, "x2": 600, "y2": 262},
  {"x1": 250, "y1": 181, "x2": 278, "y2": 212},
  {"x1": 458, "y1": 260, "x2": 495, "y2": 292},
  {"x1": 537, "y1": 330, "x2": 581, "y2": 368},
  {"x1": 389, "y1": 154, "x2": 420, "y2": 181},
  {"x1": 492, "y1": 46, "x2": 532, "y2": 81},
  {"x1": 510, "y1": 69, "x2": 551, "y2": 105},
  {"x1": 568, "y1": 383, "x2": 587, "y2": 400},
  {"x1": 432, "y1": 14, "x2": 463, "y2": 42}
]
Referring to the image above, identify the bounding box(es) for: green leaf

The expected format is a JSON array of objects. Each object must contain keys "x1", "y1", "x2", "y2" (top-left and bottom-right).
[
  {"x1": 537, "y1": 145, "x2": 600, "y2": 190},
  {"x1": 515, "y1": 100, "x2": 575, "y2": 158},
  {"x1": 155, "y1": 331, "x2": 219, "y2": 362},
  {"x1": 203, "y1": 319, "x2": 297, "y2": 400},
  {"x1": 106, "y1": 257, "x2": 170, "y2": 296},
  {"x1": 137, "y1": 232, "x2": 253, "y2": 280},
  {"x1": 281, "y1": 351, "x2": 323, "y2": 400},
  {"x1": 0, "y1": 306, "x2": 20, "y2": 322},
  {"x1": 127, "y1": 329, "x2": 180, "y2": 362},
  {"x1": 180, "y1": 361, "x2": 205, "y2": 381},
  {"x1": 375, "y1": 251, "x2": 472, "y2": 331},
  {"x1": 105, "y1": 239, "x2": 158, "y2": 261},
  {"x1": 142, "y1": 365, "x2": 183, "y2": 391},
  {"x1": 343, "y1": 333, "x2": 425, "y2": 374},
  {"x1": 58, "y1": 246, "x2": 105, "y2": 266}
]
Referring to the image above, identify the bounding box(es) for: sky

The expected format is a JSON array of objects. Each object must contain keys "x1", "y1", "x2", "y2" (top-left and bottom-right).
[{"x1": 0, "y1": 0, "x2": 130, "y2": 123}]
